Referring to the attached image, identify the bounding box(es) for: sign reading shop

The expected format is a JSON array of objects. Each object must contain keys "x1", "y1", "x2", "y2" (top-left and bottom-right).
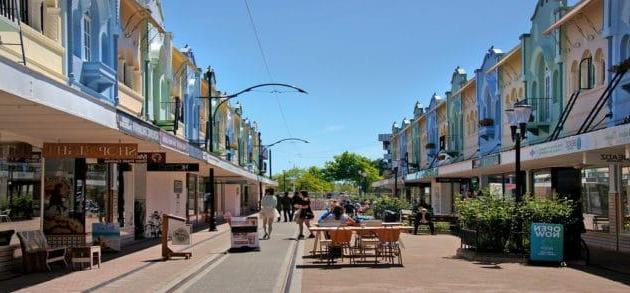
[{"x1": 42, "y1": 143, "x2": 138, "y2": 159}]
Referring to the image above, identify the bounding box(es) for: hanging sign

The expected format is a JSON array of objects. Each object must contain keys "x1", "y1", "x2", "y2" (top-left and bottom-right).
[
  {"x1": 43, "y1": 143, "x2": 138, "y2": 159},
  {"x1": 147, "y1": 163, "x2": 199, "y2": 172},
  {"x1": 530, "y1": 223, "x2": 564, "y2": 263},
  {"x1": 100, "y1": 152, "x2": 166, "y2": 164}
]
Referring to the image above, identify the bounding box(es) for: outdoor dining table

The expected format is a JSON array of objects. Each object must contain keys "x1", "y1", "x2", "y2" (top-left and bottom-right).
[{"x1": 309, "y1": 225, "x2": 413, "y2": 257}]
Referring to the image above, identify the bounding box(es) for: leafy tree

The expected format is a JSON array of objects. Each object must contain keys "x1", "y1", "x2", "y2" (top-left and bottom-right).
[{"x1": 323, "y1": 151, "x2": 381, "y2": 191}]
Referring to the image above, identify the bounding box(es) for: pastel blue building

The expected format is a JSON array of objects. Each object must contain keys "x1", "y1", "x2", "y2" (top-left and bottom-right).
[
  {"x1": 447, "y1": 66, "x2": 467, "y2": 161},
  {"x1": 476, "y1": 47, "x2": 503, "y2": 155},
  {"x1": 425, "y1": 93, "x2": 441, "y2": 167},
  {"x1": 180, "y1": 47, "x2": 202, "y2": 143},
  {"x1": 605, "y1": 0, "x2": 630, "y2": 125},
  {"x1": 66, "y1": 0, "x2": 119, "y2": 104},
  {"x1": 521, "y1": 0, "x2": 566, "y2": 143}
]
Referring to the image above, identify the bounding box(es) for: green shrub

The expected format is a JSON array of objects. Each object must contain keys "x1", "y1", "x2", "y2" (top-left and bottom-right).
[
  {"x1": 371, "y1": 196, "x2": 410, "y2": 219},
  {"x1": 13, "y1": 195, "x2": 33, "y2": 219},
  {"x1": 455, "y1": 191, "x2": 576, "y2": 253}
]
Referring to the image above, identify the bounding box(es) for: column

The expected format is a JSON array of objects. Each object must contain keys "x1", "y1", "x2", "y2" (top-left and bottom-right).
[{"x1": 609, "y1": 164, "x2": 621, "y2": 248}]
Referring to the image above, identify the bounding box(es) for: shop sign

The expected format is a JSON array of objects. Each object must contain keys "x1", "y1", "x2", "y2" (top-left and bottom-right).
[
  {"x1": 159, "y1": 133, "x2": 188, "y2": 153},
  {"x1": 187, "y1": 145, "x2": 205, "y2": 161},
  {"x1": 42, "y1": 143, "x2": 138, "y2": 159},
  {"x1": 582, "y1": 152, "x2": 630, "y2": 164},
  {"x1": 472, "y1": 153, "x2": 500, "y2": 169},
  {"x1": 92, "y1": 223, "x2": 121, "y2": 251},
  {"x1": 406, "y1": 167, "x2": 438, "y2": 181},
  {"x1": 101, "y1": 152, "x2": 166, "y2": 164},
  {"x1": 173, "y1": 180, "x2": 183, "y2": 193},
  {"x1": 435, "y1": 177, "x2": 469, "y2": 183},
  {"x1": 116, "y1": 111, "x2": 160, "y2": 143},
  {"x1": 147, "y1": 163, "x2": 199, "y2": 172},
  {"x1": 527, "y1": 136, "x2": 582, "y2": 160},
  {"x1": 530, "y1": 223, "x2": 563, "y2": 263},
  {"x1": 171, "y1": 222, "x2": 191, "y2": 246}
]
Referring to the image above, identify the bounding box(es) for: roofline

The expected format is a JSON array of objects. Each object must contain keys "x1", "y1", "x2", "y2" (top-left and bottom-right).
[
  {"x1": 543, "y1": 0, "x2": 598, "y2": 35},
  {"x1": 449, "y1": 77, "x2": 476, "y2": 98},
  {"x1": 486, "y1": 44, "x2": 522, "y2": 73}
]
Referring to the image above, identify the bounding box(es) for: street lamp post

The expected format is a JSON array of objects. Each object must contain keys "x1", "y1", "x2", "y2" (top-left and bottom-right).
[
  {"x1": 505, "y1": 100, "x2": 532, "y2": 251},
  {"x1": 260, "y1": 138, "x2": 309, "y2": 179},
  {"x1": 198, "y1": 69, "x2": 307, "y2": 232},
  {"x1": 505, "y1": 101, "x2": 532, "y2": 203}
]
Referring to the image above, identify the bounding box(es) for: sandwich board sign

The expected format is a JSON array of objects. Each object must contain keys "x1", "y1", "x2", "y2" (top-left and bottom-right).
[{"x1": 530, "y1": 223, "x2": 563, "y2": 263}]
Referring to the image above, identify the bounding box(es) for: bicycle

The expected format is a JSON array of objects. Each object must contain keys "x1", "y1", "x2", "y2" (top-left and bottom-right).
[{"x1": 144, "y1": 211, "x2": 162, "y2": 239}]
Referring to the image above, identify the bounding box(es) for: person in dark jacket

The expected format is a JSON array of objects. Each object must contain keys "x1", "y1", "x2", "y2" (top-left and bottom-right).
[
  {"x1": 280, "y1": 192, "x2": 293, "y2": 222},
  {"x1": 413, "y1": 200, "x2": 435, "y2": 235},
  {"x1": 276, "y1": 193, "x2": 283, "y2": 222}
]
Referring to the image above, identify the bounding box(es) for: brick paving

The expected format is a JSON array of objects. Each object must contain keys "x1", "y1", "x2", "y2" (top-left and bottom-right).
[
  {"x1": 300, "y1": 233, "x2": 630, "y2": 293},
  {"x1": 1, "y1": 223, "x2": 231, "y2": 293}
]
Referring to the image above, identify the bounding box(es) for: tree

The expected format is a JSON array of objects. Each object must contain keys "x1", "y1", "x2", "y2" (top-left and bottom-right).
[{"x1": 323, "y1": 151, "x2": 381, "y2": 192}]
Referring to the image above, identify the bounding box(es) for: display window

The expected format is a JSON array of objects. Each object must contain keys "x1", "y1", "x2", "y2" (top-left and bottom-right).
[{"x1": 581, "y1": 167, "x2": 609, "y2": 232}]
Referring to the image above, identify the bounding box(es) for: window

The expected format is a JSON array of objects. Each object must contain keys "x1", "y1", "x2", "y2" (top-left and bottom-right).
[
  {"x1": 541, "y1": 68, "x2": 551, "y2": 122},
  {"x1": 581, "y1": 167, "x2": 609, "y2": 232},
  {"x1": 83, "y1": 14, "x2": 92, "y2": 61},
  {"x1": 533, "y1": 170, "x2": 552, "y2": 199},
  {"x1": 579, "y1": 55, "x2": 594, "y2": 89}
]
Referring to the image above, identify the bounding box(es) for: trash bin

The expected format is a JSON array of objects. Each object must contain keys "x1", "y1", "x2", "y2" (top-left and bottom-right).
[{"x1": 229, "y1": 216, "x2": 260, "y2": 251}]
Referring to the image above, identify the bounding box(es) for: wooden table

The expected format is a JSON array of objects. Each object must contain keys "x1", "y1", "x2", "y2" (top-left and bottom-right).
[{"x1": 309, "y1": 226, "x2": 413, "y2": 257}]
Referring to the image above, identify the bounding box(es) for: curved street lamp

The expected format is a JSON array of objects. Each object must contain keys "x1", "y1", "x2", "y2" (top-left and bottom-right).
[
  {"x1": 259, "y1": 138, "x2": 310, "y2": 178},
  {"x1": 201, "y1": 68, "x2": 308, "y2": 154}
]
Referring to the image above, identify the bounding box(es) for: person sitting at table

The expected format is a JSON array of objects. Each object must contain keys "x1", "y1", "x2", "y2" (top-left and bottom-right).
[
  {"x1": 413, "y1": 200, "x2": 435, "y2": 235},
  {"x1": 318, "y1": 200, "x2": 339, "y2": 222},
  {"x1": 319, "y1": 206, "x2": 356, "y2": 226}
]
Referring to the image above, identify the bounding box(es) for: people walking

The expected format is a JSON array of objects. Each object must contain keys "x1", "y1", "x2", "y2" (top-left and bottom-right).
[
  {"x1": 260, "y1": 188, "x2": 278, "y2": 239},
  {"x1": 281, "y1": 191, "x2": 293, "y2": 222},
  {"x1": 276, "y1": 193, "x2": 283, "y2": 222},
  {"x1": 294, "y1": 190, "x2": 315, "y2": 239}
]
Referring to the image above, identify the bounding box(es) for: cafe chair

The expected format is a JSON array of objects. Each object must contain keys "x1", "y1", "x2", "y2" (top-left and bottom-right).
[
  {"x1": 375, "y1": 228, "x2": 403, "y2": 265},
  {"x1": 355, "y1": 220, "x2": 382, "y2": 263},
  {"x1": 327, "y1": 228, "x2": 354, "y2": 265}
]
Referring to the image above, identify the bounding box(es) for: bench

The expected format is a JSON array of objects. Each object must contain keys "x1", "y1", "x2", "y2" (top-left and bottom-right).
[
  {"x1": 400, "y1": 209, "x2": 413, "y2": 225},
  {"x1": 17, "y1": 230, "x2": 67, "y2": 272}
]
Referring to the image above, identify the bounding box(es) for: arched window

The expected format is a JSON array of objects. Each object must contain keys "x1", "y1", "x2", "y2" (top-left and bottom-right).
[
  {"x1": 83, "y1": 13, "x2": 92, "y2": 61},
  {"x1": 552, "y1": 70, "x2": 560, "y2": 104},
  {"x1": 621, "y1": 35, "x2": 630, "y2": 61},
  {"x1": 580, "y1": 50, "x2": 594, "y2": 89},
  {"x1": 570, "y1": 61, "x2": 579, "y2": 93}
]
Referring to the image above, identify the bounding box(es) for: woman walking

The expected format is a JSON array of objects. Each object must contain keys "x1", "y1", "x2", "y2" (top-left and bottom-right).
[
  {"x1": 260, "y1": 188, "x2": 278, "y2": 239},
  {"x1": 294, "y1": 190, "x2": 315, "y2": 239}
]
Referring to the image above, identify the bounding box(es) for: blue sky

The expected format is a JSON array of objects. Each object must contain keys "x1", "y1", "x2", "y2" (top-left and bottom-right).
[{"x1": 162, "y1": 0, "x2": 543, "y2": 173}]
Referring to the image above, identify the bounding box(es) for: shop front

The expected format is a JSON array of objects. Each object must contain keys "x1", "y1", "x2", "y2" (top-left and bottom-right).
[
  {"x1": 41, "y1": 143, "x2": 138, "y2": 249},
  {"x1": 0, "y1": 143, "x2": 42, "y2": 244}
]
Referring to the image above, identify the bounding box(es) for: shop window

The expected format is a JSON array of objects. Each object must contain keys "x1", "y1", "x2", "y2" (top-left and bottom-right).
[
  {"x1": 85, "y1": 164, "x2": 109, "y2": 233},
  {"x1": 44, "y1": 158, "x2": 83, "y2": 236},
  {"x1": 581, "y1": 167, "x2": 609, "y2": 232},
  {"x1": 0, "y1": 150, "x2": 42, "y2": 235},
  {"x1": 533, "y1": 170, "x2": 553, "y2": 199}
]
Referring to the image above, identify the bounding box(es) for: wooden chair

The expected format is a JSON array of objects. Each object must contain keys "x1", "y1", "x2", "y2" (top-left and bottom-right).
[
  {"x1": 375, "y1": 229, "x2": 403, "y2": 265},
  {"x1": 355, "y1": 220, "x2": 382, "y2": 262},
  {"x1": 327, "y1": 229, "x2": 354, "y2": 265},
  {"x1": 17, "y1": 230, "x2": 67, "y2": 272}
]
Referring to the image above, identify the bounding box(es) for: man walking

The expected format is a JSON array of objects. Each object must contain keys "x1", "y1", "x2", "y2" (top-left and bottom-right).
[
  {"x1": 276, "y1": 193, "x2": 283, "y2": 222},
  {"x1": 260, "y1": 188, "x2": 277, "y2": 239},
  {"x1": 281, "y1": 191, "x2": 293, "y2": 222}
]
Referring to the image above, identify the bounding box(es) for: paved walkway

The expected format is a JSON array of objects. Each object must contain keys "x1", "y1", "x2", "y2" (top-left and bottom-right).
[
  {"x1": 300, "y1": 233, "x2": 630, "y2": 293},
  {"x1": 1, "y1": 224, "x2": 232, "y2": 293},
  {"x1": 173, "y1": 220, "x2": 300, "y2": 293}
]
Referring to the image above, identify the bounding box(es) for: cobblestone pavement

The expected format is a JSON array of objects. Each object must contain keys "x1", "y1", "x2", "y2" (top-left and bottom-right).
[{"x1": 300, "y1": 233, "x2": 630, "y2": 293}]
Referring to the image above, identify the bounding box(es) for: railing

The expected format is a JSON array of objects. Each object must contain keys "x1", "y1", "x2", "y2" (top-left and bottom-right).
[{"x1": 0, "y1": 0, "x2": 18, "y2": 22}]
